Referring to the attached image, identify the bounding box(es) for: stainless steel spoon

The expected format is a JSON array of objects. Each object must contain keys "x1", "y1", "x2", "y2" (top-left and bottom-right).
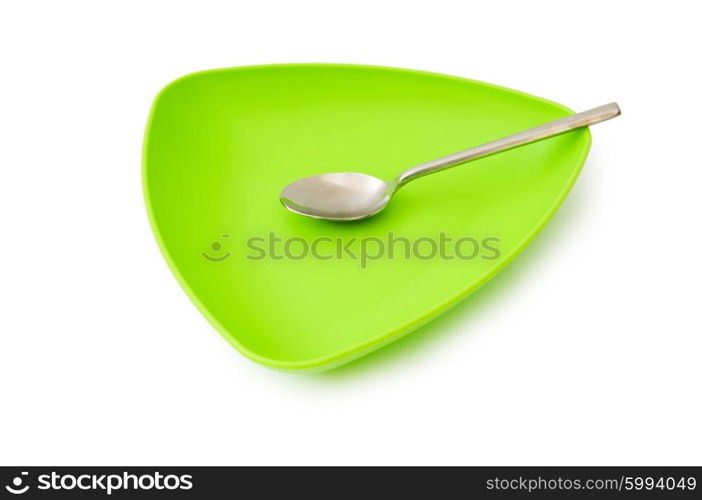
[{"x1": 280, "y1": 102, "x2": 620, "y2": 221}]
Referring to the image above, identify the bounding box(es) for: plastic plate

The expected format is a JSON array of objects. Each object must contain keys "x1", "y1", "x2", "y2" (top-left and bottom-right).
[{"x1": 143, "y1": 64, "x2": 590, "y2": 371}]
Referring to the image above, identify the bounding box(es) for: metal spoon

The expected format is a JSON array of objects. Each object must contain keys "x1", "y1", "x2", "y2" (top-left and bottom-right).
[{"x1": 280, "y1": 102, "x2": 620, "y2": 221}]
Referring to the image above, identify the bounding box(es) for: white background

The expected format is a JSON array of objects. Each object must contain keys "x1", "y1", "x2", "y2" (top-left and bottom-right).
[{"x1": 1, "y1": 1, "x2": 700, "y2": 466}]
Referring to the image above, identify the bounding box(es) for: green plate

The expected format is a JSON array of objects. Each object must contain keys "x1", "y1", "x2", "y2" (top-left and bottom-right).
[{"x1": 143, "y1": 64, "x2": 590, "y2": 372}]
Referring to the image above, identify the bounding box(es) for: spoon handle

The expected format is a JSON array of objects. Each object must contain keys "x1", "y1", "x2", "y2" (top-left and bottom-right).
[{"x1": 396, "y1": 102, "x2": 620, "y2": 186}]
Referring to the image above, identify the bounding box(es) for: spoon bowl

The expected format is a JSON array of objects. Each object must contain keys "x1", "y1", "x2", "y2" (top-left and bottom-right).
[{"x1": 280, "y1": 172, "x2": 392, "y2": 221}]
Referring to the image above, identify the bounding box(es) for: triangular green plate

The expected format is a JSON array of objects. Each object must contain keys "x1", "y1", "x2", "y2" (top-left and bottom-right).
[{"x1": 143, "y1": 64, "x2": 590, "y2": 372}]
